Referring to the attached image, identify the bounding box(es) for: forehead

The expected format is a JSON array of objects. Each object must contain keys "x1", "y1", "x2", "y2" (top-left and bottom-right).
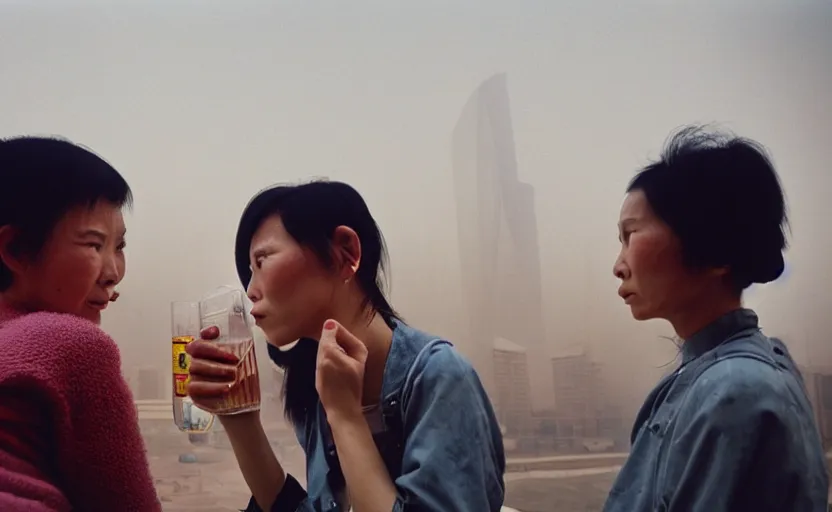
[
  {"x1": 53, "y1": 202, "x2": 126, "y2": 234},
  {"x1": 619, "y1": 189, "x2": 652, "y2": 220},
  {"x1": 250, "y1": 214, "x2": 291, "y2": 248}
]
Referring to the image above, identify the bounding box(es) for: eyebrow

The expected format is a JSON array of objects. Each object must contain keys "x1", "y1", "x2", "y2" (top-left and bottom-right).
[
  {"x1": 250, "y1": 247, "x2": 270, "y2": 261},
  {"x1": 77, "y1": 229, "x2": 107, "y2": 242},
  {"x1": 619, "y1": 218, "x2": 639, "y2": 229}
]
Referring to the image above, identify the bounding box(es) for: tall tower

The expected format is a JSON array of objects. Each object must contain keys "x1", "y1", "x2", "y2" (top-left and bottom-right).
[{"x1": 451, "y1": 73, "x2": 553, "y2": 408}]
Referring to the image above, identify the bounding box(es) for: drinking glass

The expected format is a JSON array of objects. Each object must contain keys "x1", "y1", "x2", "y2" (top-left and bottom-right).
[{"x1": 198, "y1": 288, "x2": 261, "y2": 415}]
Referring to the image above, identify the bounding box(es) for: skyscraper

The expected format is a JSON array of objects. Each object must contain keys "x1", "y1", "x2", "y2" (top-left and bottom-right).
[
  {"x1": 492, "y1": 337, "x2": 533, "y2": 435},
  {"x1": 451, "y1": 73, "x2": 553, "y2": 408}
]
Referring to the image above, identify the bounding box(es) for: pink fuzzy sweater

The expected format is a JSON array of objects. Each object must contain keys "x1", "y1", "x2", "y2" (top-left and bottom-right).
[{"x1": 0, "y1": 303, "x2": 160, "y2": 511}]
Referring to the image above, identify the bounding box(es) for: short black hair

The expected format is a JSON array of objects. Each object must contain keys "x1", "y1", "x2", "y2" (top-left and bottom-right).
[
  {"x1": 628, "y1": 125, "x2": 788, "y2": 292},
  {"x1": 0, "y1": 136, "x2": 133, "y2": 290}
]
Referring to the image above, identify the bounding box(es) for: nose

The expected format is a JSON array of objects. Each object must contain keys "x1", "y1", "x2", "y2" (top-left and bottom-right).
[
  {"x1": 246, "y1": 280, "x2": 262, "y2": 303},
  {"x1": 99, "y1": 251, "x2": 121, "y2": 287},
  {"x1": 613, "y1": 252, "x2": 629, "y2": 280}
]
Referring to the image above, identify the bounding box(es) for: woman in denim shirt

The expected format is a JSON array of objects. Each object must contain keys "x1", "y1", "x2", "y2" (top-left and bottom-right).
[
  {"x1": 605, "y1": 126, "x2": 829, "y2": 511},
  {"x1": 186, "y1": 180, "x2": 505, "y2": 511}
]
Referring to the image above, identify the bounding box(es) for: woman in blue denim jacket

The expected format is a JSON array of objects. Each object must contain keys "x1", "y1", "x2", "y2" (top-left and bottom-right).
[
  {"x1": 186, "y1": 180, "x2": 506, "y2": 512},
  {"x1": 605, "y1": 126, "x2": 828, "y2": 511}
]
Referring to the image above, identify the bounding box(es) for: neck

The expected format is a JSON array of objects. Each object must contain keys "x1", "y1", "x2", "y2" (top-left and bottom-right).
[
  {"x1": 0, "y1": 293, "x2": 31, "y2": 314},
  {"x1": 670, "y1": 295, "x2": 742, "y2": 340},
  {"x1": 339, "y1": 309, "x2": 393, "y2": 407},
  {"x1": 0, "y1": 295, "x2": 16, "y2": 312}
]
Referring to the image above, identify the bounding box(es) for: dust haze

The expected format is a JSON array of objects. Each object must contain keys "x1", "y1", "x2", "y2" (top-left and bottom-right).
[{"x1": 2, "y1": 1, "x2": 830, "y2": 509}]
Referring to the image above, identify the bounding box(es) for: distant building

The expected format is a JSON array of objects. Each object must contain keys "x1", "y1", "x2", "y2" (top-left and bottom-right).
[
  {"x1": 550, "y1": 349, "x2": 605, "y2": 444},
  {"x1": 451, "y1": 73, "x2": 553, "y2": 407},
  {"x1": 492, "y1": 337, "x2": 533, "y2": 436}
]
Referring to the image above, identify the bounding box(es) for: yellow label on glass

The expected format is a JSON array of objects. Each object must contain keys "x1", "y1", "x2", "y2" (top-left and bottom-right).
[{"x1": 172, "y1": 336, "x2": 194, "y2": 397}]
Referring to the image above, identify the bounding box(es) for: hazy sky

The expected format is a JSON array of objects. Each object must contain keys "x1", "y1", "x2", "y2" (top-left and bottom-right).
[{"x1": 1, "y1": 1, "x2": 831, "y2": 410}]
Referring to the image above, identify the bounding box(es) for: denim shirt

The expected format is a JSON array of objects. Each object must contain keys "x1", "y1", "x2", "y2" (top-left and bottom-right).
[
  {"x1": 603, "y1": 309, "x2": 829, "y2": 512},
  {"x1": 246, "y1": 320, "x2": 506, "y2": 512}
]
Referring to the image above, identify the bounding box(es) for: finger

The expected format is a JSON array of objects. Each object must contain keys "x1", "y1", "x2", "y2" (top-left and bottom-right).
[
  {"x1": 319, "y1": 325, "x2": 344, "y2": 352},
  {"x1": 317, "y1": 325, "x2": 344, "y2": 371},
  {"x1": 317, "y1": 337, "x2": 345, "y2": 361},
  {"x1": 185, "y1": 339, "x2": 239, "y2": 364},
  {"x1": 317, "y1": 343, "x2": 353, "y2": 371},
  {"x1": 188, "y1": 358, "x2": 237, "y2": 381},
  {"x1": 324, "y1": 319, "x2": 368, "y2": 362},
  {"x1": 316, "y1": 328, "x2": 331, "y2": 366},
  {"x1": 200, "y1": 325, "x2": 220, "y2": 340},
  {"x1": 187, "y1": 380, "x2": 233, "y2": 399}
]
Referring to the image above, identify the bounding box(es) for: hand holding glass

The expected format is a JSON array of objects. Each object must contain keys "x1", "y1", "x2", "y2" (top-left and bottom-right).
[{"x1": 185, "y1": 289, "x2": 261, "y2": 415}]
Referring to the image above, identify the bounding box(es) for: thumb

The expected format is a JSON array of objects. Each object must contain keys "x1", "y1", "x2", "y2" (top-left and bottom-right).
[{"x1": 323, "y1": 319, "x2": 368, "y2": 362}]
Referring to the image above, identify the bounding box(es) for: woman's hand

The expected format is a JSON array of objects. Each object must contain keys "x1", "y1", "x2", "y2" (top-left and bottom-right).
[
  {"x1": 188, "y1": 328, "x2": 282, "y2": 507},
  {"x1": 185, "y1": 326, "x2": 241, "y2": 414},
  {"x1": 315, "y1": 319, "x2": 369, "y2": 424}
]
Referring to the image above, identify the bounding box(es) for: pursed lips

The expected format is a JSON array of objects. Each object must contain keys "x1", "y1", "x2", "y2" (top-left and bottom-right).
[
  {"x1": 87, "y1": 300, "x2": 109, "y2": 310},
  {"x1": 618, "y1": 289, "x2": 635, "y2": 302},
  {"x1": 88, "y1": 292, "x2": 118, "y2": 310}
]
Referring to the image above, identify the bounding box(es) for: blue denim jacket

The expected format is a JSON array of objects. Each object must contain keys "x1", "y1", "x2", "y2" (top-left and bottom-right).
[
  {"x1": 246, "y1": 320, "x2": 506, "y2": 511},
  {"x1": 603, "y1": 309, "x2": 829, "y2": 512}
]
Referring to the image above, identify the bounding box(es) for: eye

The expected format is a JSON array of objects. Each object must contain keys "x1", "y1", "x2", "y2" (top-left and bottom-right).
[
  {"x1": 87, "y1": 242, "x2": 103, "y2": 251},
  {"x1": 253, "y1": 254, "x2": 267, "y2": 270},
  {"x1": 116, "y1": 241, "x2": 127, "y2": 252}
]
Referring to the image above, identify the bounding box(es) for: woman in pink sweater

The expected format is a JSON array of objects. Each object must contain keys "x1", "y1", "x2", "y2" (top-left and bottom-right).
[{"x1": 0, "y1": 137, "x2": 160, "y2": 511}]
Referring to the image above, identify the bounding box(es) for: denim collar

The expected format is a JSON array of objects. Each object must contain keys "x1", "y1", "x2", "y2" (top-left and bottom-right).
[{"x1": 681, "y1": 308, "x2": 760, "y2": 364}]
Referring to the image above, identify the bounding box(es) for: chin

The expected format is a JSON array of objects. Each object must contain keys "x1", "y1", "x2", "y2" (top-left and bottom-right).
[
  {"x1": 629, "y1": 305, "x2": 656, "y2": 322},
  {"x1": 262, "y1": 328, "x2": 302, "y2": 350}
]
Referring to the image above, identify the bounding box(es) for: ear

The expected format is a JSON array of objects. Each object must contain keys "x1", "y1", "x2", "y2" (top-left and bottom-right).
[
  {"x1": 0, "y1": 225, "x2": 26, "y2": 276},
  {"x1": 331, "y1": 225, "x2": 362, "y2": 282},
  {"x1": 708, "y1": 265, "x2": 730, "y2": 278}
]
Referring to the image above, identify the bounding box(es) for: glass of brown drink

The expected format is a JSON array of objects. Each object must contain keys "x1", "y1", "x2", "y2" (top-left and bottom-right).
[{"x1": 198, "y1": 288, "x2": 261, "y2": 415}]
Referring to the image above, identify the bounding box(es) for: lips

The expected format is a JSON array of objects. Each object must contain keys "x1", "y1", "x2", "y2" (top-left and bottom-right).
[
  {"x1": 87, "y1": 300, "x2": 110, "y2": 311},
  {"x1": 618, "y1": 289, "x2": 635, "y2": 302}
]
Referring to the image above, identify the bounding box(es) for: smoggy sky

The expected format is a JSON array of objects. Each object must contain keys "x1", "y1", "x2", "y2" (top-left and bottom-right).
[{"x1": 2, "y1": 0, "x2": 830, "y2": 410}]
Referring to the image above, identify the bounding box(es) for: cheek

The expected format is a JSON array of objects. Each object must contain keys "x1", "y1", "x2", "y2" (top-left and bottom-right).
[
  {"x1": 31, "y1": 252, "x2": 97, "y2": 302},
  {"x1": 264, "y1": 253, "x2": 329, "y2": 302},
  {"x1": 629, "y1": 237, "x2": 683, "y2": 289}
]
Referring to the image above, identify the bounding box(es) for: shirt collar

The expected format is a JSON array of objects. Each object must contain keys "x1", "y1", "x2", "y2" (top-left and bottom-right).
[{"x1": 681, "y1": 308, "x2": 759, "y2": 363}]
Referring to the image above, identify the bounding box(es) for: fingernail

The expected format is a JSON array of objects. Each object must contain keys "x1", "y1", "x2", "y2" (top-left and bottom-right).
[
  {"x1": 323, "y1": 319, "x2": 336, "y2": 331},
  {"x1": 201, "y1": 325, "x2": 220, "y2": 339}
]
